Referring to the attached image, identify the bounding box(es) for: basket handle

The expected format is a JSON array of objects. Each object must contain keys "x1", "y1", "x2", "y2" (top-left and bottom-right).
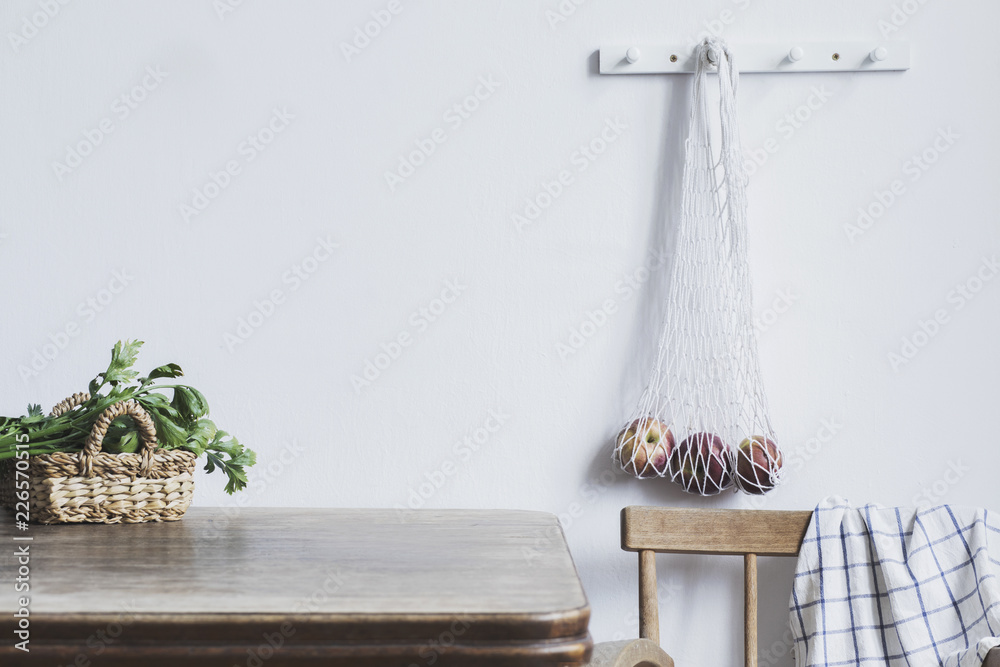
[
  {"x1": 80, "y1": 400, "x2": 159, "y2": 477},
  {"x1": 49, "y1": 392, "x2": 91, "y2": 417}
]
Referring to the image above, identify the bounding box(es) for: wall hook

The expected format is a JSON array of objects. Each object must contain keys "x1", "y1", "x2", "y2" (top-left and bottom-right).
[
  {"x1": 788, "y1": 46, "x2": 804, "y2": 63},
  {"x1": 625, "y1": 47, "x2": 641, "y2": 64},
  {"x1": 870, "y1": 46, "x2": 889, "y2": 62}
]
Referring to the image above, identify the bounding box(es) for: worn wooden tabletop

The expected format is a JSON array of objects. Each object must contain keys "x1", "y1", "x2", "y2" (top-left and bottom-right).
[{"x1": 0, "y1": 507, "x2": 592, "y2": 666}]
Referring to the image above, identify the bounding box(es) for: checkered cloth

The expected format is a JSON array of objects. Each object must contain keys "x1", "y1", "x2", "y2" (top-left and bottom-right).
[{"x1": 790, "y1": 497, "x2": 1000, "y2": 666}]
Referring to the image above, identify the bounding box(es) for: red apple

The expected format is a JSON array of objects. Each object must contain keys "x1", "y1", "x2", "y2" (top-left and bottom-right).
[
  {"x1": 617, "y1": 418, "x2": 673, "y2": 478},
  {"x1": 735, "y1": 435, "x2": 783, "y2": 495},
  {"x1": 668, "y1": 432, "x2": 733, "y2": 494}
]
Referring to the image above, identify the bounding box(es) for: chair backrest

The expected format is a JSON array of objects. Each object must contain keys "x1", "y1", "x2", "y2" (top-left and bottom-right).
[
  {"x1": 621, "y1": 506, "x2": 1000, "y2": 667},
  {"x1": 620, "y1": 506, "x2": 812, "y2": 667}
]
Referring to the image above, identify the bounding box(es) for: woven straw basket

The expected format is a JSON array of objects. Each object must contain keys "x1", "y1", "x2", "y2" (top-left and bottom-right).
[{"x1": 0, "y1": 394, "x2": 196, "y2": 524}]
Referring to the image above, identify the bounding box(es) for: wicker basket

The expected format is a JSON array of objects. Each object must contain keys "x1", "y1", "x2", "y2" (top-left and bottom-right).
[{"x1": 0, "y1": 395, "x2": 196, "y2": 524}]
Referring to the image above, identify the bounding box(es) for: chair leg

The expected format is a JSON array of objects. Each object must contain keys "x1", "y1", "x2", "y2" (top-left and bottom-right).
[
  {"x1": 745, "y1": 553, "x2": 758, "y2": 667},
  {"x1": 639, "y1": 550, "x2": 659, "y2": 645},
  {"x1": 584, "y1": 639, "x2": 675, "y2": 667}
]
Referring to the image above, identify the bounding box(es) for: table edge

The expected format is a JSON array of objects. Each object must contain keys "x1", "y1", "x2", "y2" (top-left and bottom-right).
[{"x1": 0, "y1": 605, "x2": 592, "y2": 642}]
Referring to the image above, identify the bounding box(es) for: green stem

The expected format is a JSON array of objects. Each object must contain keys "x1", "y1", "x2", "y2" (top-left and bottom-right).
[{"x1": 0, "y1": 394, "x2": 126, "y2": 451}]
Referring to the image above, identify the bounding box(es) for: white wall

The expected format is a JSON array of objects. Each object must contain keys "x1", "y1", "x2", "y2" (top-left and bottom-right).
[{"x1": 3, "y1": 1, "x2": 999, "y2": 663}]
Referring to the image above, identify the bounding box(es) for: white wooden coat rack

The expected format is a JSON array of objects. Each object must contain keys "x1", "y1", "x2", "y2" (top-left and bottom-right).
[{"x1": 599, "y1": 42, "x2": 910, "y2": 74}]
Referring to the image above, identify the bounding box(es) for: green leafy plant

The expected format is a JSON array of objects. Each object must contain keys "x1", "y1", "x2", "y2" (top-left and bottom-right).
[{"x1": 0, "y1": 340, "x2": 255, "y2": 494}]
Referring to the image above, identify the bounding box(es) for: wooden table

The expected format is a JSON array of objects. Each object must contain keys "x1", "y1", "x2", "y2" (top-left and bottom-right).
[{"x1": 0, "y1": 508, "x2": 592, "y2": 666}]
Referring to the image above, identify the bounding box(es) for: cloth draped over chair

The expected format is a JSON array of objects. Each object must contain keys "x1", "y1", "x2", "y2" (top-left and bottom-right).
[{"x1": 791, "y1": 497, "x2": 1000, "y2": 666}]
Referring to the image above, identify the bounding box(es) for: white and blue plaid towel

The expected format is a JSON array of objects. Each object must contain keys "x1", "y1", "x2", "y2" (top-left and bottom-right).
[{"x1": 791, "y1": 497, "x2": 1000, "y2": 666}]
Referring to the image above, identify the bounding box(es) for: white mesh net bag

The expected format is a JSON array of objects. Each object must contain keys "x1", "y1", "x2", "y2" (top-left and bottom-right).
[{"x1": 614, "y1": 38, "x2": 784, "y2": 496}]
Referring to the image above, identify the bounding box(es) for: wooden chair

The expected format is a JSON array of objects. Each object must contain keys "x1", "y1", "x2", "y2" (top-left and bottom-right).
[{"x1": 586, "y1": 506, "x2": 1000, "y2": 667}]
